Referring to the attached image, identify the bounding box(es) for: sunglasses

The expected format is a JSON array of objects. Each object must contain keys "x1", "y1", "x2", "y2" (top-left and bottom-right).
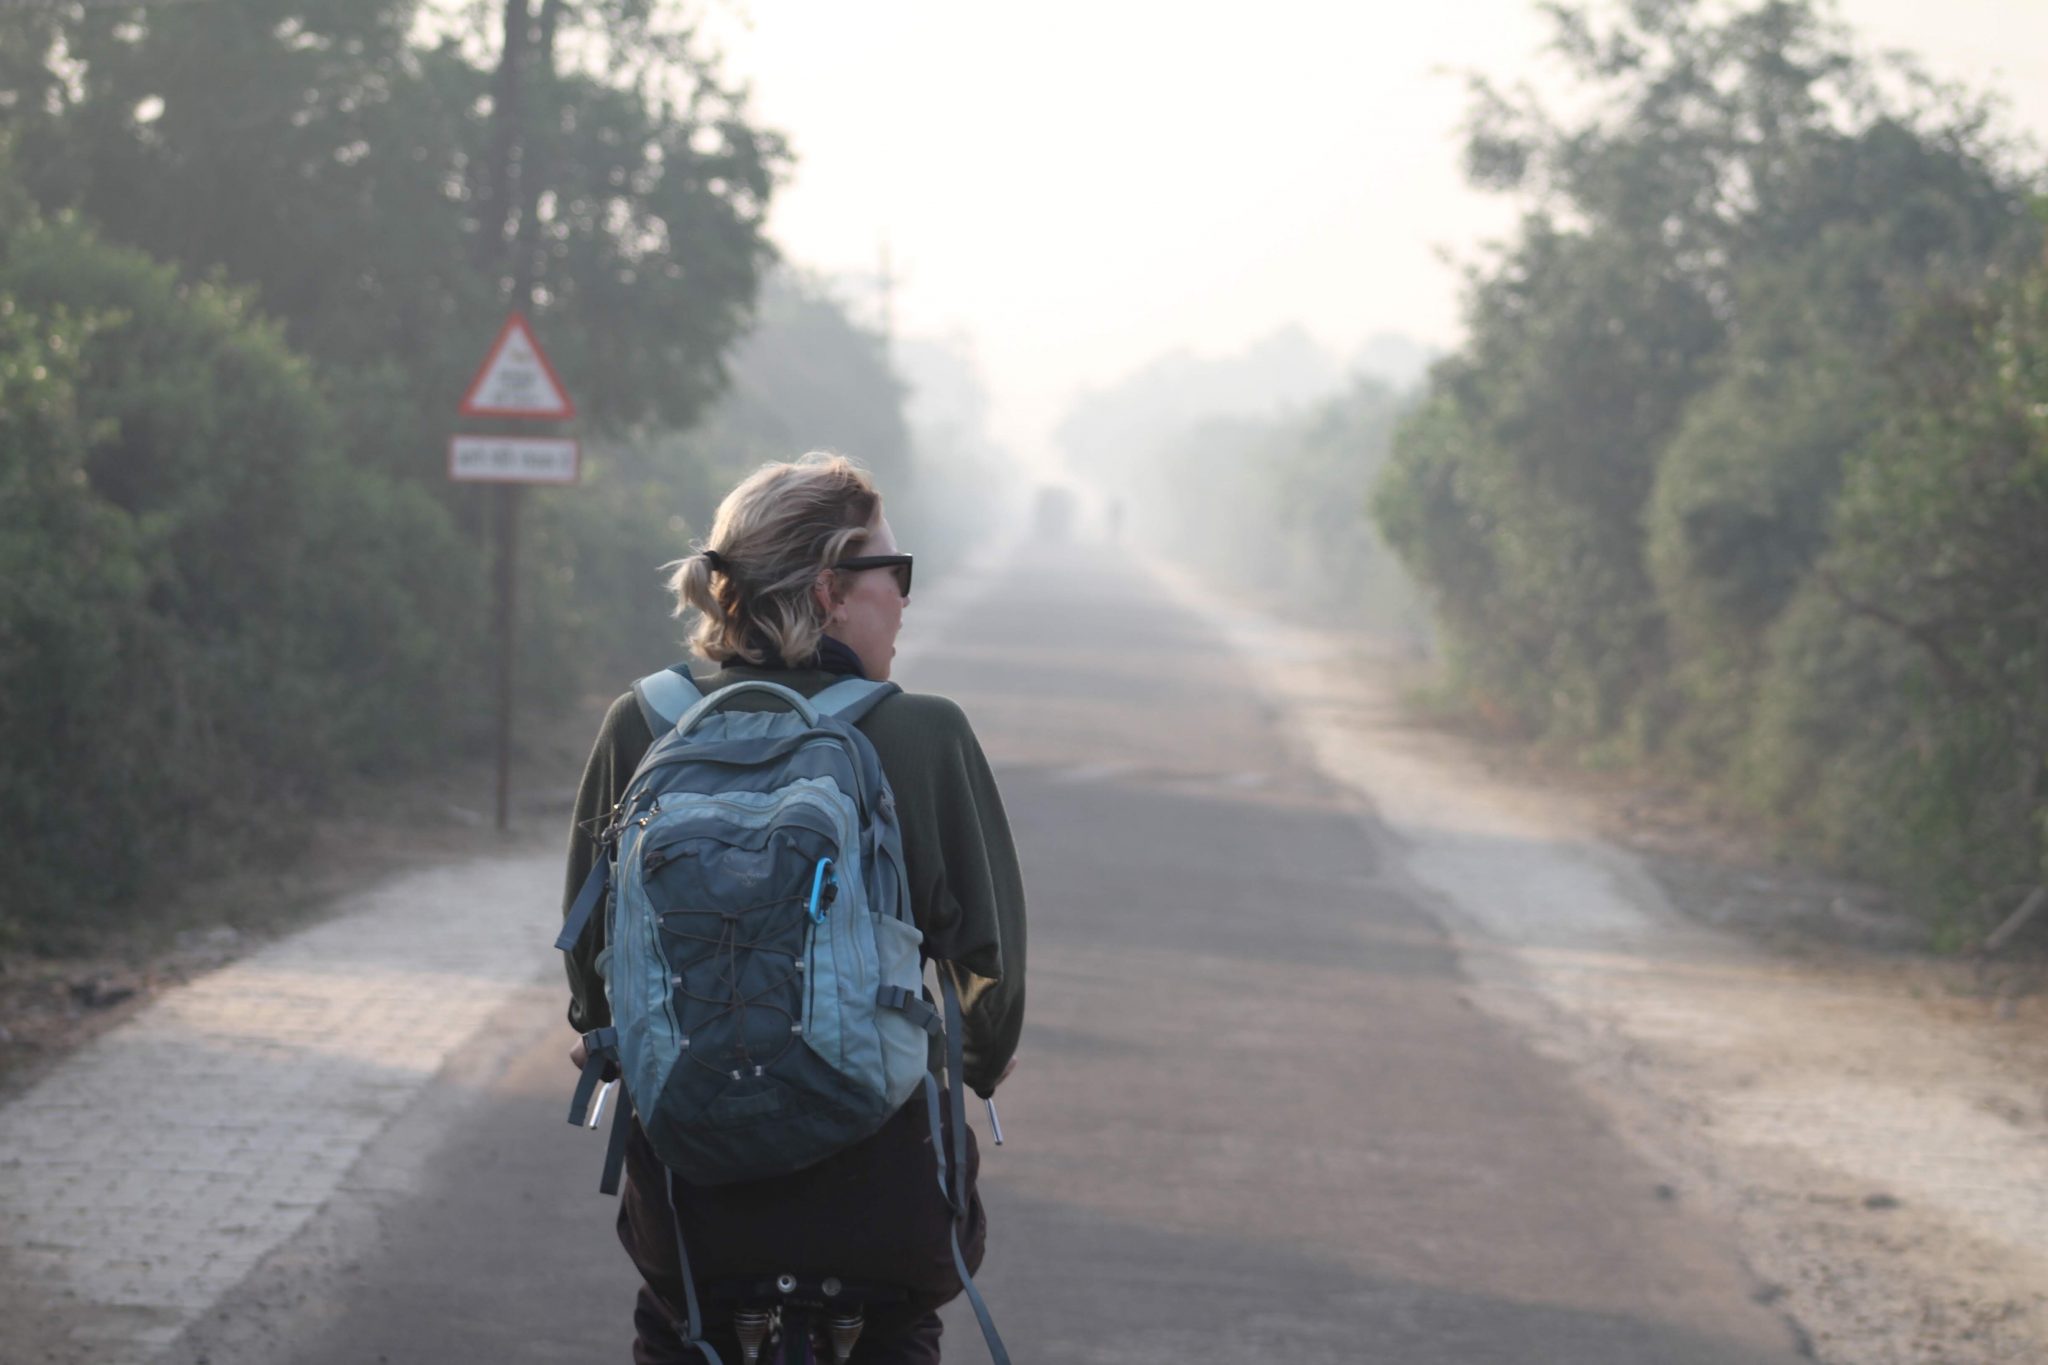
[{"x1": 834, "y1": 552, "x2": 913, "y2": 597}]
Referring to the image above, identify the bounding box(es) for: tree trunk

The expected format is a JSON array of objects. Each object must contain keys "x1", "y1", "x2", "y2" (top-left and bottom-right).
[
  {"x1": 509, "y1": 0, "x2": 564, "y2": 310},
  {"x1": 477, "y1": 0, "x2": 533, "y2": 279}
]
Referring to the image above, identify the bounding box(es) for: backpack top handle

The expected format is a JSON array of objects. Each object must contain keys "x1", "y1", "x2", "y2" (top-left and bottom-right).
[{"x1": 674, "y1": 679, "x2": 822, "y2": 737}]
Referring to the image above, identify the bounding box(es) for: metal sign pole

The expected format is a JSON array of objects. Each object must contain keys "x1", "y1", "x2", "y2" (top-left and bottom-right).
[
  {"x1": 453, "y1": 311, "x2": 574, "y2": 834},
  {"x1": 494, "y1": 482, "x2": 521, "y2": 831}
]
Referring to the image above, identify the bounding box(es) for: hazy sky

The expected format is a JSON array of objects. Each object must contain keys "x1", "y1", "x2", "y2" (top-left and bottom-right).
[{"x1": 700, "y1": 2, "x2": 2048, "y2": 471}]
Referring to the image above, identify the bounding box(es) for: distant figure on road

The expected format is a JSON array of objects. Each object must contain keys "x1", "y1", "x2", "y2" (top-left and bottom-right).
[
  {"x1": 561, "y1": 453, "x2": 1026, "y2": 1364},
  {"x1": 1031, "y1": 484, "x2": 1076, "y2": 543}
]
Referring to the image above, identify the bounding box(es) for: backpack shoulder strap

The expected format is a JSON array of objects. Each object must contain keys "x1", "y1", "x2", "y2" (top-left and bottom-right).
[
  {"x1": 632, "y1": 662, "x2": 701, "y2": 737},
  {"x1": 809, "y1": 677, "x2": 901, "y2": 727}
]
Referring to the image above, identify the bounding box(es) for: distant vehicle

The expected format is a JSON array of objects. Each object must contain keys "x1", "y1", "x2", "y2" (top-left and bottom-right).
[{"x1": 1033, "y1": 485, "x2": 1077, "y2": 543}]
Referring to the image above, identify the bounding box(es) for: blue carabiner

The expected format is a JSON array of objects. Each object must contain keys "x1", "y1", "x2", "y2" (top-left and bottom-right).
[{"x1": 806, "y1": 857, "x2": 836, "y2": 925}]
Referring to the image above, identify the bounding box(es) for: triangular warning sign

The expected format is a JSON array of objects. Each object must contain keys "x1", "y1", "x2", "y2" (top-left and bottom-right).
[{"x1": 459, "y1": 312, "x2": 575, "y2": 420}]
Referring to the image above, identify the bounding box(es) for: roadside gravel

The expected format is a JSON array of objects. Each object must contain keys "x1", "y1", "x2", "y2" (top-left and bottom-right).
[{"x1": 1160, "y1": 562, "x2": 2048, "y2": 1365}]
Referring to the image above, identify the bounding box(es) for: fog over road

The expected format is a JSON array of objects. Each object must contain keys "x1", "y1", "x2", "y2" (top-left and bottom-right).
[{"x1": 13, "y1": 543, "x2": 1811, "y2": 1365}]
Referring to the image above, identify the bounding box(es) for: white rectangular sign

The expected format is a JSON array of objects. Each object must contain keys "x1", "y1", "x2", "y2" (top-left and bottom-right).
[{"x1": 448, "y1": 434, "x2": 580, "y2": 485}]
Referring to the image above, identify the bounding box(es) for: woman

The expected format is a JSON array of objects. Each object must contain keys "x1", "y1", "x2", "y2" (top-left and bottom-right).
[{"x1": 561, "y1": 454, "x2": 1026, "y2": 1364}]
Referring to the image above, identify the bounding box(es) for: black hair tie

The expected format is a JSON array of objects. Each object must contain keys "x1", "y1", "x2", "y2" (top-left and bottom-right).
[{"x1": 700, "y1": 549, "x2": 728, "y2": 574}]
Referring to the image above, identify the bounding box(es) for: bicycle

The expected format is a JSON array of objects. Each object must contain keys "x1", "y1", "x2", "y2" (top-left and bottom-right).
[{"x1": 707, "y1": 1272, "x2": 908, "y2": 1365}]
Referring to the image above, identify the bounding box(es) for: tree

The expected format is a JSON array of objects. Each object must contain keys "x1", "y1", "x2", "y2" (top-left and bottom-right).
[
  {"x1": 1643, "y1": 117, "x2": 2030, "y2": 766},
  {"x1": 0, "y1": 187, "x2": 479, "y2": 942},
  {"x1": 687, "y1": 269, "x2": 914, "y2": 491},
  {"x1": 0, "y1": 0, "x2": 785, "y2": 456},
  {"x1": 0, "y1": 0, "x2": 791, "y2": 750},
  {"x1": 1379, "y1": 0, "x2": 2033, "y2": 743},
  {"x1": 1742, "y1": 250, "x2": 2048, "y2": 911},
  {"x1": 1375, "y1": 0, "x2": 2048, "y2": 917}
]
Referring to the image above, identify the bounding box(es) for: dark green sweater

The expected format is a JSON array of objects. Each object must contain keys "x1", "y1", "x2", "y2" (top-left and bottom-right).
[{"x1": 561, "y1": 662, "x2": 1026, "y2": 1097}]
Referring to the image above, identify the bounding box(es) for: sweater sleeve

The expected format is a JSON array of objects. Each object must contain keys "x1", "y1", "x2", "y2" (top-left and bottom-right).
[
  {"x1": 880, "y1": 696, "x2": 1028, "y2": 1098},
  {"x1": 562, "y1": 693, "x2": 651, "y2": 1034}
]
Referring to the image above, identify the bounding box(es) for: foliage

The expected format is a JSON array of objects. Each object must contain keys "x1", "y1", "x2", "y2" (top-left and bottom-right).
[
  {"x1": 0, "y1": 203, "x2": 480, "y2": 946},
  {"x1": 0, "y1": 1, "x2": 782, "y2": 449},
  {"x1": 1410, "y1": 218, "x2": 1722, "y2": 736},
  {"x1": 1376, "y1": 0, "x2": 2046, "y2": 920},
  {"x1": 0, "y1": 271, "x2": 156, "y2": 938},
  {"x1": 1057, "y1": 328, "x2": 1425, "y2": 637},
  {"x1": 677, "y1": 270, "x2": 913, "y2": 503},
  {"x1": 1263, "y1": 379, "x2": 1422, "y2": 637},
  {"x1": 1102, "y1": 372, "x2": 1425, "y2": 640},
  {"x1": 1643, "y1": 119, "x2": 2027, "y2": 767},
  {"x1": 1058, "y1": 326, "x2": 1346, "y2": 495},
  {"x1": 0, "y1": 3, "x2": 828, "y2": 941},
  {"x1": 0, "y1": 0, "x2": 786, "y2": 718},
  {"x1": 1744, "y1": 261, "x2": 2048, "y2": 908}
]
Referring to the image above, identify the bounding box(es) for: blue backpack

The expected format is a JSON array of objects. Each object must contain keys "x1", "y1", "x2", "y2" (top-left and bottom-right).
[{"x1": 556, "y1": 665, "x2": 1007, "y2": 1363}]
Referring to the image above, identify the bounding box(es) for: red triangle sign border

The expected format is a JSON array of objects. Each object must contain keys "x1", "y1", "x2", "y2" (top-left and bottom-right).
[{"x1": 458, "y1": 311, "x2": 576, "y2": 420}]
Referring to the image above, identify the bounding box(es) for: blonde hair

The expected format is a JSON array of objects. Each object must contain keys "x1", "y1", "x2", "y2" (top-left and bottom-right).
[{"x1": 667, "y1": 453, "x2": 882, "y2": 665}]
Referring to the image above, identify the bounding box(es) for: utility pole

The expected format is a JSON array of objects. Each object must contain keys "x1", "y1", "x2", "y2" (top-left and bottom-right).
[{"x1": 477, "y1": 0, "x2": 567, "y2": 833}]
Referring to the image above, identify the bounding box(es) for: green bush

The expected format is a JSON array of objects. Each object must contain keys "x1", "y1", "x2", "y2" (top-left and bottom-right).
[
  {"x1": 0, "y1": 288, "x2": 163, "y2": 935},
  {"x1": 1643, "y1": 270, "x2": 1879, "y2": 770},
  {"x1": 0, "y1": 209, "x2": 480, "y2": 945},
  {"x1": 1377, "y1": 220, "x2": 1721, "y2": 740},
  {"x1": 1746, "y1": 268, "x2": 2048, "y2": 913},
  {"x1": 1373, "y1": 0, "x2": 2046, "y2": 921},
  {"x1": 0, "y1": 0, "x2": 787, "y2": 738}
]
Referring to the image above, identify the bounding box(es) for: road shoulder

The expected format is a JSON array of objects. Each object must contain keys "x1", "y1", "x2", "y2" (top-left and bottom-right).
[
  {"x1": 0, "y1": 849, "x2": 564, "y2": 1365},
  {"x1": 1150, "y1": 557, "x2": 2048, "y2": 1365}
]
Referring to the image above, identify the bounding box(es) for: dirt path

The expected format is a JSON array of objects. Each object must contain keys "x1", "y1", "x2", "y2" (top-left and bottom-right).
[{"x1": 1156, "y1": 561, "x2": 2048, "y2": 1365}]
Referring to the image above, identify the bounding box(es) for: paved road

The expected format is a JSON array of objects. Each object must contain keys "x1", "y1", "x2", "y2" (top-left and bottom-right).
[{"x1": 165, "y1": 544, "x2": 1802, "y2": 1364}]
